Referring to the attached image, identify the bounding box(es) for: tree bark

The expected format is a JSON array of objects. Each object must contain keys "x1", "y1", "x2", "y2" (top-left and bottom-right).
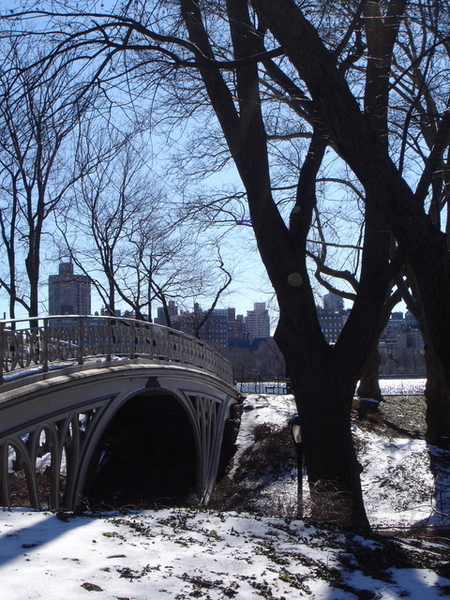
[
  {"x1": 281, "y1": 343, "x2": 367, "y2": 528},
  {"x1": 357, "y1": 288, "x2": 404, "y2": 403},
  {"x1": 424, "y1": 343, "x2": 450, "y2": 450}
]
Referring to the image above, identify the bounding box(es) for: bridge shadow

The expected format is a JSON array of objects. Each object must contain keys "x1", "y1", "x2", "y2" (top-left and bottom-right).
[
  {"x1": 0, "y1": 509, "x2": 87, "y2": 568},
  {"x1": 84, "y1": 392, "x2": 198, "y2": 510}
]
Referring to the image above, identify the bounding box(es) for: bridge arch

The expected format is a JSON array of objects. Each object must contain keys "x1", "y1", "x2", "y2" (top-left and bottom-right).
[{"x1": 82, "y1": 388, "x2": 199, "y2": 509}]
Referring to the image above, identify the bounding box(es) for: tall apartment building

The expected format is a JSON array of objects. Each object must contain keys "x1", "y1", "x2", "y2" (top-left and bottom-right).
[
  {"x1": 317, "y1": 293, "x2": 345, "y2": 344},
  {"x1": 317, "y1": 308, "x2": 344, "y2": 344},
  {"x1": 227, "y1": 308, "x2": 247, "y2": 346},
  {"x1": 200, "y1": 308, "x2": 229, "y2": 349},
  {"x1": 323, "y1": 292, "x2": 344, "y2": 312},
  {"x1": 245, "y1": 302, "x2": 270, "y2": 341},
  {"x1": 155, "y1": 300, "x2": 179, "y2": 326},
  {"x1": 48, "y1": 262, "x2": 91, "y2": 315}
]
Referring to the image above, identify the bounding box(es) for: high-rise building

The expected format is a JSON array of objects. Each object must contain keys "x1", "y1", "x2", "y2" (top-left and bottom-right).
[
  {"x1": 323, "y1": 292, "x2": 344, "y2": 312},
  {"x1": 227, "y1": 308, "x2": 248, "y2": 345},
  {"x1": 155, "y1": 300, "x2": 179, "y2": 326},
  {"x1": 48, "y1": 262, "x2": 91, "y2": 315},
  {"x1": 245, "y1": 302, "x2": 270, "y2": 341},
  {"x1": 317, "y1": 308, "x2": 344, "y2": 344},
  {"x1": 201, "y1": 308, "x2": 229, "y2": 349}
]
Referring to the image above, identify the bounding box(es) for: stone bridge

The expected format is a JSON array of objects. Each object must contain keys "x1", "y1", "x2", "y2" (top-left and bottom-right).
[{"x1": 0, "y1": 316, "x2": 242, "y2": 512}]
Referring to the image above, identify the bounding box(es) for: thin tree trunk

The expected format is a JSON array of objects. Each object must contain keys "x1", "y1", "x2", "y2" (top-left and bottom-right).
[
  {"x1": 357, "y1": 289, "x2": 403, "y2": 404},
  {"x1": 424, "y1": 344, "x2": 450, "y2": 450},
  {"x1": 401, "y1": 268, "x2": 450, "y2": 450},
  {"x1": 357, "y1": 345, "x2": 383, "y2": 404}
]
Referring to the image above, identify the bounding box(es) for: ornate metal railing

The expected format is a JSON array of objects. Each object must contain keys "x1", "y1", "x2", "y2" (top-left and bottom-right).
[{"x1": 0, "y1": 316, "x2": 235, "y2": 386}]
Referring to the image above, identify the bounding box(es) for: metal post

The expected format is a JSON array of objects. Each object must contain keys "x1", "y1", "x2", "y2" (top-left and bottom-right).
[
  {"x1": 0, "y1": 322, "x2": 4, "y2": 384},
  {"x1": 130, "y1": 319, "x2": 136, "y2": 359},
  {"x1": 41, "y1": 318, "x2": 49, "y2": 373},
  {"x1": 106, "y1": 318, "x2": 112, "y2": 361},
  {"x1": 77, "y1": 317, "x2": 84, "y2": 365},
  {"x1": 289, "y1": 415, "x2": 303, "y2": 517}
]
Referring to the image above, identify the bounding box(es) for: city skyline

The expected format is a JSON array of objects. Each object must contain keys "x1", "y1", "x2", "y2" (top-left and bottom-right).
[{"x1": 154, "y1": 300, "x2": 271, "y2": 350}]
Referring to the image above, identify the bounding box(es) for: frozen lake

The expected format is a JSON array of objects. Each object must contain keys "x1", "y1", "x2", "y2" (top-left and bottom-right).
[{"x1": 238, "y1": 378, "x2": 427, "y2": 395}]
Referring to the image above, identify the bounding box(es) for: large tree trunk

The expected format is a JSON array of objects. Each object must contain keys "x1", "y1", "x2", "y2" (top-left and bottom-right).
[
  {"x1": 277, "y1": 321, "x2": 369, "y2": 530},
  {"x1": 411, "y1": 286, "x2": 450, "y2": 450},
  {"x1": 401, "y1": 268, "x2": 450, "y2": 450}
]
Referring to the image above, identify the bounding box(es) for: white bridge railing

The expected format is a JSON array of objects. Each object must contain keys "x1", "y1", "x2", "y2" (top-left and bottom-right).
[{"x1": 0, "y1": 315, "x2": 235, "y2": 386}]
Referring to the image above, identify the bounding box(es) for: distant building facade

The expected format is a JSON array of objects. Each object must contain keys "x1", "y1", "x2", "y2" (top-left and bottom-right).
[
  {"x1": 317, "y1": 293, "x2": 425, "y2": 373},
  {"x1": 48, "y1": 262, "x2": 91, "y2": 315},
  {"x1": 200, "y1": 308, "x2": 229, "y2": 348},
  {"x1": 323, "y1": 292, "x2": 344, "y2": 312},
  {"x1": 227, "y1": 308, "x2": 247, "y2": 347},
  {"x1": 316, "y1": 293, "x2": 345, "y2": 344},
  {"x1": 379, "y1": 311, "x2": 424, "y2": 352},
  {"x1": 245, "y1": 303, "x2": 270, "y2": 341},
  {"x1": 317, "y1": 308, "x2": 344, "y2": 344},
  {"x1": 155, "y1": 301, "x2": 179, "y2": 326}
]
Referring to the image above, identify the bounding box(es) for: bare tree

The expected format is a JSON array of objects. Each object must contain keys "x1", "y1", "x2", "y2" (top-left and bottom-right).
[
  {"x1": 248, "y1": 0, "x2": 450, "y2": 452},
  {"x1": 250, "y1": 0, "x2": 450, "y2": 369},
  {"x1": 0, "y1": 34, "x2": 98, "y2": 318},
  {"x1": 58, "y1": 135, "x2": 234, "y2": 322}
]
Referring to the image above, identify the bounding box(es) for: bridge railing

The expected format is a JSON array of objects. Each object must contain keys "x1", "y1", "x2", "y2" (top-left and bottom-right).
[{"x1": 0, "y1": 316, "x2": 235, "y2": 386}]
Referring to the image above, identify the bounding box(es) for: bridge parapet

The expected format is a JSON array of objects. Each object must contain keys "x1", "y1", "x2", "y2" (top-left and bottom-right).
[{"x1": 0, "y1": 316, "x2": 234, "y2": 386}]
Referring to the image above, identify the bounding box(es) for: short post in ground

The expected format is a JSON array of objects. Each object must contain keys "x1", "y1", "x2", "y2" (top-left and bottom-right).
[{"x1": 289, "y1": 415, "x2": 303, "y2": 517}]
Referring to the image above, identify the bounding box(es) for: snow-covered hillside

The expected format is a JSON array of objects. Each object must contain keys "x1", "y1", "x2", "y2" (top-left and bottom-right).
[{"x1": 224, "y1": 390, "x2": 449, "y2": 529}]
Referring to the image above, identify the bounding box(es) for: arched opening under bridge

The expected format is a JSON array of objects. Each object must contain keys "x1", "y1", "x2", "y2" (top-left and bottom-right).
[{"x1": 84, "y1": 392, "x2": 197, "y2": 509}]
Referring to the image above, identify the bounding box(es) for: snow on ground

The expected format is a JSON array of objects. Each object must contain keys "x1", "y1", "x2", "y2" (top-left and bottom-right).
[
  {"x1": 1, "y1": 507, "x2": 449, "y2": 600},
  {"x1": 1, "y1": 383, "x2": 450, "y2": 599},
  {"x1": 228, "y1": 381, "x2": 450, "y2": 530}
]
